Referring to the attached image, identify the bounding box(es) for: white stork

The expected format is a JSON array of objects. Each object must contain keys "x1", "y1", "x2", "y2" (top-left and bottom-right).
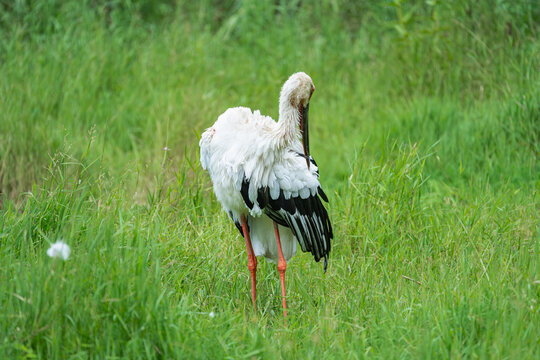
[{"x1": 199, "y1": 72, "x2": 333, "y2": 318}]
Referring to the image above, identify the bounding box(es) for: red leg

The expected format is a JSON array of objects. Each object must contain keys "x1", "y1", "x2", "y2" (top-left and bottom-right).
[
  {"x1": 241, "y1": 214, "x2": 257, "y2": 310},
  {"x1": 273, "y1": 221, "x2": 288, "y2": 321}
]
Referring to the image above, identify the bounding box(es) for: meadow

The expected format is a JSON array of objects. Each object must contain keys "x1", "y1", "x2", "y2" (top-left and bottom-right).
[{"x1": 0, "y1": 1, "x2": 538, "y2": 358}]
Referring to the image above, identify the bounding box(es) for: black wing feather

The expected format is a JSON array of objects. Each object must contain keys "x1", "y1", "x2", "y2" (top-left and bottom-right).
[
  {"x1": 229, "y1": 211, "x2": 245, "y2": 237},
  {"x1": 265, "y1": 188, "x2": 333, "y2": 270},
  {"x1": 238, "y1": 156, "x2": 333, "y2": 271},
  {"x1": 318, "y1": 186, "x2": 329, "y2": 202},
  {"x1": 240, "y1": 178, "x2": 254, "y2": 209}
]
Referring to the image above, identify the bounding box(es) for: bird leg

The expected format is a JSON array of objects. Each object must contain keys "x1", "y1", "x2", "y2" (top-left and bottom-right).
[
  {"x1": 273, "y1": 221, "x2": 288, "y2": 320},
  {"x1": 241, "y1": 214, "x2": 257, "y2": 310}
]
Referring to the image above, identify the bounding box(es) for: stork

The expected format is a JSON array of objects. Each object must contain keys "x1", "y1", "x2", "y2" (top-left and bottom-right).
[{"x1": 199, "y1": 72, "x2": 333, "y2": 319}]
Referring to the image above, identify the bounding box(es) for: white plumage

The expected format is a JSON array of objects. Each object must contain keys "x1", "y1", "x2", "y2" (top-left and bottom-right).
[{"x1": 199, "y1": 72, "x2": 333, "y2": 316}]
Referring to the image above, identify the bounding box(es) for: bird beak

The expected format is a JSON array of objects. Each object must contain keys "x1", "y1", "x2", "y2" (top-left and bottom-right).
[{"x1": 300, "y1": 102, "x2": 310, "y2": 169}]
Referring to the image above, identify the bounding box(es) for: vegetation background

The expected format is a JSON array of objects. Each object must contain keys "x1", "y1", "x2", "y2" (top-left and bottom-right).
[{"x1": 0, "y1": 0, "x2": 538, "y2": 358}]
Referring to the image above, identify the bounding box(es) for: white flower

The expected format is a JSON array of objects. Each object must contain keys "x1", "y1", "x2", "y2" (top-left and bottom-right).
[
  {"x1": 163, "y1": 147, "x2": 171, "y2": 151},
  {"x1": 209, "y1": 311, "x2": 215, "y2": 318},
  {"x1": 46, "y1": 241, "x2": 71, "y2": 260}
]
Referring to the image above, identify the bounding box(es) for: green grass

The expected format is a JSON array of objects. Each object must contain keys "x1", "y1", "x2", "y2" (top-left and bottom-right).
[{"x1": 1, "y1": 1, "x2": 538, "y2": 358}]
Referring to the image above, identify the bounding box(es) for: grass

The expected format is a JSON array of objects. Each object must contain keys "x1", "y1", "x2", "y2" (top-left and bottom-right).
[{"x1": 0, "y1": 1, "x2": 538, "y2": 358}]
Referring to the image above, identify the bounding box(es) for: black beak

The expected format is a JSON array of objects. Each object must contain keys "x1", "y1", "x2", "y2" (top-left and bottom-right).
[{"x1": 301, "y1": 103, "x2": 310, "y2": 169}]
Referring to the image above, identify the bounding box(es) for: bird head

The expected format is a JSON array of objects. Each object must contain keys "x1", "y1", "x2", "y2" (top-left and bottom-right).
[{"x1": 280, "y1": 72, "x2": 315, "y2": 169}]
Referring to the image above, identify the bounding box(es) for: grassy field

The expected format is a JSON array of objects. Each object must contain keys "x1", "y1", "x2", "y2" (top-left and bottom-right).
[{"x1": 0, "y1": 1, "x2": 538, "y2": 358}]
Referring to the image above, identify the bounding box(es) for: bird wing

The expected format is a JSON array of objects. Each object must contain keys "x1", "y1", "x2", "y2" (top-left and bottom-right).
[
  {"x1": 240, "y1": 149, "x2": 333, "y2": 270},
  {"x1": 200, "y1": 107, "x2": 332, "y2": 269}
]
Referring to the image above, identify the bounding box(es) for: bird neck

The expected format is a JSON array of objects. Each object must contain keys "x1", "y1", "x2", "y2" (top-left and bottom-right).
[{"x1": 276, "y1": 98, "x2": 300, "y2": 147}]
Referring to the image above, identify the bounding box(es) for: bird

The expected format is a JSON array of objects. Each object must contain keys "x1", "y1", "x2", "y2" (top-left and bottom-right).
[{"x1": 199, "y1": 72, "x2": 333, "y2": 318}]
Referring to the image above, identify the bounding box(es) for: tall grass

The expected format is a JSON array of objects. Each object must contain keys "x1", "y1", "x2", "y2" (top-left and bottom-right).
[{"x1": 1, "y1": 0, "x2": 538, "y2": 358}]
